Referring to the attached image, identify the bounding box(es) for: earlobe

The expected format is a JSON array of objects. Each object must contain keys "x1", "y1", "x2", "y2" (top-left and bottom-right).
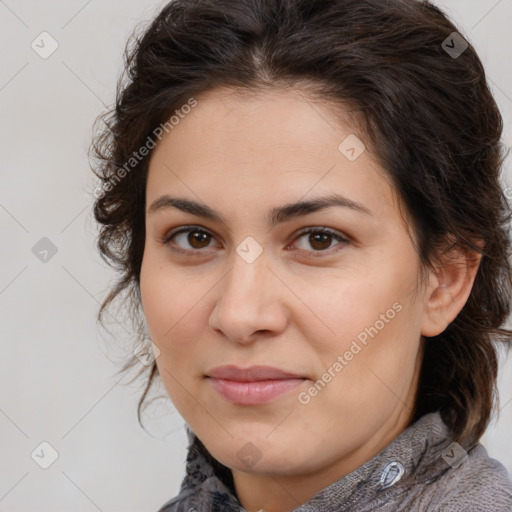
[{"x1": 420, "y1": 242, "x2": 483, "y2": 337}]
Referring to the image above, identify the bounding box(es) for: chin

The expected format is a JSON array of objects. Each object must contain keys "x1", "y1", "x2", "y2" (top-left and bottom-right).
[{"x1": 204, "y1": 433, "x2": 316, "y2": 475}]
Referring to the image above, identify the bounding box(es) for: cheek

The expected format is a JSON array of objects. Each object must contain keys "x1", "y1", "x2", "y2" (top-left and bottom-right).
[
  {"x1": 140, "y1": 249, "x2": 193, "y2": 339},
  {"x1": 140, "y1": 256, "x2": 208, "y2": 419},
  {"x1": 302, "y1": 269, "x2": 411, "y2": 355},
  {"x1": 140, "y1": 257, "x2": 167, "y2": 339},
  {"x1": 139, "y1": 252, "x2": 211, "y2": 377},
  {"x1": 301, "y1": 254, "x2": 423, "y2": 397}
]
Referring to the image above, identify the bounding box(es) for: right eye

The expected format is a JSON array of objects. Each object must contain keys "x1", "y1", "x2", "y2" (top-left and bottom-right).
[{"x1": 162, "y1": 226, "x2": 219, "y2": 254}]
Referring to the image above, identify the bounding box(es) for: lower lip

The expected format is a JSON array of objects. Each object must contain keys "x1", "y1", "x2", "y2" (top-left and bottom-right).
[{"x1": 208, "y1": 377, "x2": 306, "y2": 405}]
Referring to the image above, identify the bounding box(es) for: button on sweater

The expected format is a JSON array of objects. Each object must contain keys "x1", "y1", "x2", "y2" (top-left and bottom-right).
[{"x1": 157, "y1": 411, "x2": 512, "y2": 511}]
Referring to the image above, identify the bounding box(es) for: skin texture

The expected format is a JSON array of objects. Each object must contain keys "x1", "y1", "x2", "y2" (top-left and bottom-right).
[{"x1": 139, "y1": 86, "x2": 481, "y2": 512}]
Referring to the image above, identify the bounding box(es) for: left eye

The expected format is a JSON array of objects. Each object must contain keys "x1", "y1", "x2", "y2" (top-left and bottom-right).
[
  {"x1": 162, "y1": 227, "x2": 348, "y2": 255},
  {"x1": 291, "y1": 228, "x2": 348, "y2": 254}
]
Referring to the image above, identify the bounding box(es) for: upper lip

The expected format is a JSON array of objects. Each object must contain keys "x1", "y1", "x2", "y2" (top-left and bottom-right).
[{"x1": 206, "y1": 365, "x2": 305, "y2": 381}]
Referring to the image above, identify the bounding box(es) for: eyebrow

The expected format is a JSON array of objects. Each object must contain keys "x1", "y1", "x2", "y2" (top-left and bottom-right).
[{"x1": 147, "y1": 193, "x2": 372, "y2": 226}]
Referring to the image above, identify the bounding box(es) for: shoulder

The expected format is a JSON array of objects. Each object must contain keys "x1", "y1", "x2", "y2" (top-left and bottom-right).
[{"x1": 413, "y1": 443, "x2": 512, "y2": 512}]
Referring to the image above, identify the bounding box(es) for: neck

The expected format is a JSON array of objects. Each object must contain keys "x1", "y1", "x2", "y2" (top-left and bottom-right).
[{"x1": 231, "y1": 404, "x2": 415, "y2": 512}]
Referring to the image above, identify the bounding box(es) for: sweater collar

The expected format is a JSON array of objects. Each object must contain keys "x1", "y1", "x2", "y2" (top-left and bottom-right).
[{"x1": 162, "y1": 411, "x2": 458, "y2": 511}]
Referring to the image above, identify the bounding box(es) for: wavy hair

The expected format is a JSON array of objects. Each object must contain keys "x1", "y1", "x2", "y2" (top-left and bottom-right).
[{"x1": 90, "y1": 0, "x2": 512, "y2": 445}]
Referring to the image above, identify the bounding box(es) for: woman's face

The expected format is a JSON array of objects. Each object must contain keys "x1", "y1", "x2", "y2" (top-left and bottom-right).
[{"x1": 140, "y1": 86, "x2": 430, "y2": 486}]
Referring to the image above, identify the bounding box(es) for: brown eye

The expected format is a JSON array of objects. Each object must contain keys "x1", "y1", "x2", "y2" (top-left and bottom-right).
[
  {"x1": 186, "y1": 230, "x2": 211, "y2": 249},
  {"x1": 292, "y1": 228, "x2": 348, "y2": 254},
  {"x1": 307, "y1": 232, "x2": 332, "y2": 250},
  {"x1": 162, "y1": 225, "x2": 348, "y2": 257},
  {"x1": 164, "y1": 227, "x2": 215, "y2": 252}
]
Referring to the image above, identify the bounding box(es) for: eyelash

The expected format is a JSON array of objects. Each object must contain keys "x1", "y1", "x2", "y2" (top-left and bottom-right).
[{"x1": 161, "y1": 225, "x2": 349, "y2": 257}]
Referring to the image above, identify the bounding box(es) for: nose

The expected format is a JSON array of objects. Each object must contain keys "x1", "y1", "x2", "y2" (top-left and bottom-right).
[{"x1": 208, "y1": 248, "x2": 289, "y2": 345}]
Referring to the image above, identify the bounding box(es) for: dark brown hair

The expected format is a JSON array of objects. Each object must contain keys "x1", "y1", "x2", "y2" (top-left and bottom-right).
[{"x1": 90, "y1": 0, "x2": 512, "y2": 446}]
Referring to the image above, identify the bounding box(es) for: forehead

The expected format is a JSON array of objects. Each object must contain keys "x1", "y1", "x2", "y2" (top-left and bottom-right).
[
  {"x1": 153, "y1": 86, "x2": 361, "y2": 162},
  {"x1": 146, "y1": 86, "x2": 403, "y2": 225}
]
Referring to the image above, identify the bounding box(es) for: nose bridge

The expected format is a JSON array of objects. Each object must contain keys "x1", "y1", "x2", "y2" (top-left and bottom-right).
[
  {"x1": 222, "y1": 240, "x2": 272, "y2": 310},
  {"x1": 210, "y1": 240, "x2": 286, "y2": 342}
]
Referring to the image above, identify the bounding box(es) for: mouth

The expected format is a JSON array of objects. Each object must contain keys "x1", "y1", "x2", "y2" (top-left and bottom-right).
[{"x1": 205, "y1": 365, "x2": 307, "y2": 405}]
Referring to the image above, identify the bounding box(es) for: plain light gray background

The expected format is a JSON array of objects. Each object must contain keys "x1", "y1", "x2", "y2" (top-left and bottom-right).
[{"x1": 1, "y1": 1, "x2": 511, "y2": 511}]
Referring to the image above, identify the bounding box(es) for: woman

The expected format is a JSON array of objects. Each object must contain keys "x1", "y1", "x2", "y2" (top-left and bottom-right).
[{"x1": 90, "y1": 0, "x2": 512, "y2": 510}]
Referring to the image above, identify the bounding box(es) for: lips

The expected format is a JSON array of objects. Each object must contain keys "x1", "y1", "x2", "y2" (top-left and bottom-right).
[
  {"x1": 207, "y1": 364, "x2": 304, "y2": 381},
  {"x1": 206, "y1": 365, "x2": 307, "y2": 405}
]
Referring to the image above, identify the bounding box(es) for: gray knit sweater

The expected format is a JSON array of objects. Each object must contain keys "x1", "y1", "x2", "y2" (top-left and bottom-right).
[{"x1": 157, "y1": 412, "x2": 512, "y2": 511}]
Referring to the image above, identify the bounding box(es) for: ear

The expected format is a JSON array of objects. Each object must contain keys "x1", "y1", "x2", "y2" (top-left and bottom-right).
[{"x1": 421, "y1": 239, "x2": 483, "y2": 337}]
